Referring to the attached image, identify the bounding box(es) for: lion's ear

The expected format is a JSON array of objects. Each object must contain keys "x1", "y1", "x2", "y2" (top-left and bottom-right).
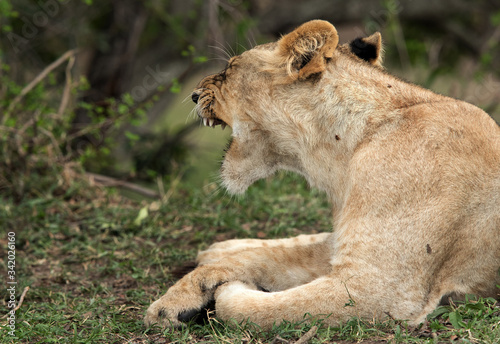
[
  {"x1": 349, "y1": 32, "x2": 384, "y2": 67},
  {"x1": 278, "y1": 20, "x2": 339, "y2": 81}
]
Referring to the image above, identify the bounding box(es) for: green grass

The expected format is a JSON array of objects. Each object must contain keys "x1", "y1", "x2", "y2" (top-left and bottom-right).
[{"x1": 1, "y1": 172, "x2": 499, "y2": 343}]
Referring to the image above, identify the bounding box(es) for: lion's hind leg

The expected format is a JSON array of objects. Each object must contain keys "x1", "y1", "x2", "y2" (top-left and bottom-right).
[
  {"x1": 213, "y1": 270, "x2": 431, "y2": 330},
  {"x1": 213, "y1": 275, "x2": 366, "y2": 330}
]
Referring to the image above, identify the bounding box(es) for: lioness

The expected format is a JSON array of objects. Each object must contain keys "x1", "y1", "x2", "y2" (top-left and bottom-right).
[{"x1": 145, "y1": 20, "x2": 500, "y2": 329}]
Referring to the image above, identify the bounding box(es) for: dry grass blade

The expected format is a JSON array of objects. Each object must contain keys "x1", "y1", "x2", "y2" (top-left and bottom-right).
[
  {"x1": 2, "y1": 286, "x2": 30, "y2": 319},
  {"x1": 294, "y1": 325, "x2": 318, "y2": 344}
]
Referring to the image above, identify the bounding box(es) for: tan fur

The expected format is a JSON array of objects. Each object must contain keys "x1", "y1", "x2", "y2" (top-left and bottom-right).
[{"x1": 145, "y1": 20, "x2": 500, "y2": 330}]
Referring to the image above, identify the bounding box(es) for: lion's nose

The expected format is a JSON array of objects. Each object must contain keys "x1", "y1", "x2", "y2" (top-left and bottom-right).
[{"x1": 191, "y1": 92, "x2": 200, "y2": 104}]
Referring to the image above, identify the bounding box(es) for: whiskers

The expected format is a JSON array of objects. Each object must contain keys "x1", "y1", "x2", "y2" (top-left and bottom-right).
[
  {"x1": 246, "y1": 31, "x2": 258, "y2": 50},
  {"x1": 209, "y1": 44, "x2": 235, "y2": 63},
  {"x1": 186, "y1": 107, "x2": 199, "y2": 125},
  {"x1": 181, "y1": 93, "x2": 194, "y2": 104},
  {"x1": 208, "y1": 36, "x2": 256, "y2": 63},
  {"x1": 181, "y1": 93, "x2": 200, "y2": 125}
]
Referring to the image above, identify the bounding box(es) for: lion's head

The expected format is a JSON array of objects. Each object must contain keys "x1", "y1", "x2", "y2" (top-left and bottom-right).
[{"x1": 192, "y1": 20, "x2": 383, "y2": 194}]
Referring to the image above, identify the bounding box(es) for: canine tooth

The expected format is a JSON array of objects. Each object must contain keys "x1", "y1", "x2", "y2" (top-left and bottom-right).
[
  {"x1": 209, "y1": 118, "x2": 214, "y2": 127},
  {"x1": 221, "y1": 123, "x2": 226, "y2": 130},
  {"x1": 203, "y1": 118, "x2": 208, "y2": 126}
]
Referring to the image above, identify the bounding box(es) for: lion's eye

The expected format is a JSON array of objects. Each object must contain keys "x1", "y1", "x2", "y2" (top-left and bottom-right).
[
  {"x1": 220, "y1": 67, "x2": 229, "y2": 80},
  {"x1": 219, "y1": 59, "x2": 237, "y2": 81}
]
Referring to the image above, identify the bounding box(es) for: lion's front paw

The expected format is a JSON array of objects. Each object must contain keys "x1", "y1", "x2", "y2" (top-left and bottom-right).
[
  {"x1": 144, "y1": 265, "x2": 235, "y2": 328},
  {"x1": 144, "y1": 297, "x2": 181, "y2": 328},
  {"x1": 144, "y1": 282, "x2": 212, "y2": 328}
]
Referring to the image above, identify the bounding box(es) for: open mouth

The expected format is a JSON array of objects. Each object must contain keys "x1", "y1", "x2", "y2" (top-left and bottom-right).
[
  {"x1": 201, "y1": 117, "x2": 227, "y2": 130},
  {"x1": 192, "y1": 91, "x2": 229, "y2": 130}
]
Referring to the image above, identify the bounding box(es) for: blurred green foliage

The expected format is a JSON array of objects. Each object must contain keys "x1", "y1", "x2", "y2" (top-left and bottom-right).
[{"x1": 0, "y1": 0, "x2": 260, "y2": 195}]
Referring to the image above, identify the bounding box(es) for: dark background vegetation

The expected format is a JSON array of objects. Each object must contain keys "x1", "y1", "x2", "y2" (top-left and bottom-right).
[{"x1": 0, "y1": 0, "x2": 500, "y2": 343}]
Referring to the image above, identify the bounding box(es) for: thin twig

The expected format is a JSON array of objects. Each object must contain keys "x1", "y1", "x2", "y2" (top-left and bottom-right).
[
  {"x1": 57, "y1": 55, "x2": 76, "y2": 117},
  {"x1": 16, "y1": 286, "x2": 30, "y2": 311},
  {"x1": 86, "y1": 172, "x2": 159, "y2": 198},
  {"x1": 295, "y1": 325, "x2": 318, "y2": 344},
  {"x1": 2, "y1": 286, "x2": 30, "y2": 318},
  {"x1": 65, "y1": 118, "x2": 114, "y2": 144},
  {"x1": 271, "y1": 336, "x2": 289, "y2": 344},
  {"x1": 5, "y1": 49, "x2": 79, "y2": 121},
  {"x1": 14, "y1": 110, "x2": 41, "y2": 157},
  {"x1": 384, "y1": 311, "x2": 396, "y2": 321},
  {"x1": 18, "y1": 109, "x2": 40, "y2": 134},
  {"x1": 39, "y1": 127, "x2": 64, "y2": 157}
]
